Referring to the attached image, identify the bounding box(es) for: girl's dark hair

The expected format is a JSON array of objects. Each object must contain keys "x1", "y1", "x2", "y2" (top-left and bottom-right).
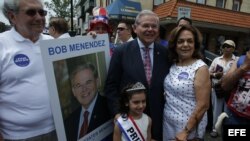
[
  {"x1": 168, "y1": 25, "x2": 203, "y2": 63},
  {"x1": 118, "y1": 82, "x2": 146, "y2": 119}
]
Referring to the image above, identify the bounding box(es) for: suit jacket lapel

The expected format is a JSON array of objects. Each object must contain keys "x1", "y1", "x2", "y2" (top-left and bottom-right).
[
  {"x1": 152, "y1": 44, "x2": 162, "y2": 83},
  {"x1": 131, "y1": 39, "x2": 148, "y2": 84},
  {"x1": 88, "y1": 94, "x2": 99, "y2": 132}
]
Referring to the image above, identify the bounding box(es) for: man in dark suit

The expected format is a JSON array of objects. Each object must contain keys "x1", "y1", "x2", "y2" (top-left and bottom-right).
[
  {"x1": 65, "y1": 63, "x2": 111, "y2": 141},
  {"x1": 104, "y1": 10, "x2": 171, "y2": 141}
]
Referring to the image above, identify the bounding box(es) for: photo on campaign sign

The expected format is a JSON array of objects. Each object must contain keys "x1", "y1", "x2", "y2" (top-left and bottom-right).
[{"x1": 39, "y1": 34, "x2": 113, "y2": 141}]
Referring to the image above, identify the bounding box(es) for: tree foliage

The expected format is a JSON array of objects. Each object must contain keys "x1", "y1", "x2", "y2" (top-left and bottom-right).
[
  {"x1": 0, "y1": 22, "x2": 11, "y2": 33},
  {"x1": 44, "y1": 0, "x2": 77, "y2": 20}
]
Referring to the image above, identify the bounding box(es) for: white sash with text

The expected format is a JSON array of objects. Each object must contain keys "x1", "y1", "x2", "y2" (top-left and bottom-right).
[{"x1": 117, "y1": 116, "x2": 145, "y2": 141}]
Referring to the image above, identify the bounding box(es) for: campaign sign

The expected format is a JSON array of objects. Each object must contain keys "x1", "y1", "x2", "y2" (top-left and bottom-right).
[{"x1": 40, "y1": 34, "x2": 112, "y2": 141}]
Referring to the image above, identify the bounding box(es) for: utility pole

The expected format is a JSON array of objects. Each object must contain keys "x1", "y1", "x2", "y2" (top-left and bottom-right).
[
  {"x1": 69, "y1": 0, "x2": 76, "y2": 36},
  {"x1": 70, "y1": 0, "x2": 73, "y2": 31}
]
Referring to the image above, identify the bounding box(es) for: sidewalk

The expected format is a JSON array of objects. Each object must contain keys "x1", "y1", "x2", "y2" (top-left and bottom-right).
[{"x1": 204, "y1": 130, "x2": 222, "y2": 141}]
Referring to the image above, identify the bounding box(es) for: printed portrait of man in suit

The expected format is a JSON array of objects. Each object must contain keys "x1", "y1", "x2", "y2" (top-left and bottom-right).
[
  {"x1": 64, "y1": 62, "x2": 111, "y2": 141},
  {"x1": 52, "y1": 52, "x2": 112, "y2": 141}
]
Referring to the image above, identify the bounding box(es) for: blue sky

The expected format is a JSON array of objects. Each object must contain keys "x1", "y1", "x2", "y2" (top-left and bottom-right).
[{"x1": 0, "y1": 0, "x2": 9, "y2": 24}]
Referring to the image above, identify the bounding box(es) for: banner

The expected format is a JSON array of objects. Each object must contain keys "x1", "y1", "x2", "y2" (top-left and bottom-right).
[{"x1": 40, "y1": 34, "x2": 112, "y2": 141}]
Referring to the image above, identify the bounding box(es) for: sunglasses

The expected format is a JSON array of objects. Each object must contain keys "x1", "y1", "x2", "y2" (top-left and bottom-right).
[
  {"x1": 222, "y1": 44, "x2": 234, "y2": 49},
  {"x1": 117, "y1": 27, "x2": 127, "y2": 31},
  {"x1": 20, "y1": 9, "x2": 47, "y2": 17}
]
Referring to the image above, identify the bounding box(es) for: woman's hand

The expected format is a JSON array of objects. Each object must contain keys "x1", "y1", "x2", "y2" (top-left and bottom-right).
[
  {"x1": 214, "y1": 72, "x2": 223, "y2": 79},
  {"x1": 240, "y1": 51, "x2": 250, "y2": 72},
  {"x1": 87, "y1": 31, "x2": 97, "y2": 39},
  {"x1": 175, "y1": 130, "x2": 188, "y2": 141}
]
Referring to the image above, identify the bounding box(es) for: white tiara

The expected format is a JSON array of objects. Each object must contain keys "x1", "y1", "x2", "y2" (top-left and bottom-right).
[{"x1": 126, "y1": 82, "x2": 146, "y2": 92}]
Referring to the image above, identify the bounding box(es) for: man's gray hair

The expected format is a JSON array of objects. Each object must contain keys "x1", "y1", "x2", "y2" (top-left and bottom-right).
[
  {"x1": 3, "y1": 0, "x2": 43, "y2": 20},
  {"x1": 134, "y1": 10, "x2": 159, "y2": 25},
  {"x1": 70, "y1": 63, "x2": 98, "y2": 84},
  {"x1": 3, "y1": 0, "x2": 19, "y2": 19}
]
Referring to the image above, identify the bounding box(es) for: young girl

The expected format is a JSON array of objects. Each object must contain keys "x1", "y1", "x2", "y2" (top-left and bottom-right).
[{"x1": 113, "y1": 82, "x2": 152, "y2": 141}]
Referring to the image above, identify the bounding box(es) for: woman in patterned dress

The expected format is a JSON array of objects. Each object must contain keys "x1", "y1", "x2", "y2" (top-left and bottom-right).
[{"x1": 163, "y1": 25, "x2": 211, "y2": 141}]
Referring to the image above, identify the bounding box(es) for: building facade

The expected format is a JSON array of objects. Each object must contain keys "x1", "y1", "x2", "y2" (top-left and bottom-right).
[
  {"x1": 75, "y1": 0, "x2": 151, "y2": 35},
  {"x1": 76, "y1": 0, "x2": 250, "y2": 56},
  {"x1": 154, "y1": 0, "x2": 250, "y2": 56}
]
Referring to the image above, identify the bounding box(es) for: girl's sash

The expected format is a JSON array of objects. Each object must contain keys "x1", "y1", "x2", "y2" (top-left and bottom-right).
[{"x1": 117, "y1": 115, "x2": 145, "y2": 141}]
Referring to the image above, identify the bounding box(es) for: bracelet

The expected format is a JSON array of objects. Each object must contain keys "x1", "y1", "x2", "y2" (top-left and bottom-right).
[{"x1": 184, "y1": 125, "x2": 191, "y2": 134}]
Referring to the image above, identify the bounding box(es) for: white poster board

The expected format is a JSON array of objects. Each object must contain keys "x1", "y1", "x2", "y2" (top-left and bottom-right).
[{"x1": 40, "y1": 34, "x2": 112, "y2": 141}]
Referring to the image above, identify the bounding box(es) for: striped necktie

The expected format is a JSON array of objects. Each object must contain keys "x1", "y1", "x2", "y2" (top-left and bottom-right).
[
  {"x1": 79, "y1": 111, "x2": 89, "y2": 138},
  {"x1": 143, "y1": 47, "x2": 151, "y2": 85}
]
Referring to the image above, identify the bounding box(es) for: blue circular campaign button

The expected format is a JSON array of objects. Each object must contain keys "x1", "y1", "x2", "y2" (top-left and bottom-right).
[{"x1": 14, "y1": 54, "x2": 30, "y2": 67}]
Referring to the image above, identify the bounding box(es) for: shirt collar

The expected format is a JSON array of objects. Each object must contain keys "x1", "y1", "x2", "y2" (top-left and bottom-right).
[
  {"x1": 219, "y1": 54, "x2": 237, "y2": 61},
  {"x1": 58, "y1": 33, "x2": 71, "y2": 38},
  {"x1": 10, "y1": 27, "x2": 42, "y2": 43},
  {"x1": 137, "y1": 38, "x2": 154, "y2": 49}
]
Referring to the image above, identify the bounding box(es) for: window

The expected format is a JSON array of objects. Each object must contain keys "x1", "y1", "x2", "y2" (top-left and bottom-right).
[
  {"x1": 197, "y1": 0, "x2": 206, "y2": 4},
  {"x1": 232, "y1": 0, "x2": 241, "y2": 11},
  {"x1": 216, "y1": 0, "x2": 225, "y2": 8},
  {"x1": 154, "y1": 0, "x2": 164, "y2": 5},
  {"x1": 107, "y1": 0, "x2": 114, "y2": 5}
]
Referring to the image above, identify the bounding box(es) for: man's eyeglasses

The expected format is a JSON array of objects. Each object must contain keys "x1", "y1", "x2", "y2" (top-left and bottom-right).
[
  {"x1": 117, "y1": 27, "x2": 127, "y2": 31},
  {"x1": 72, "y1": 80, "x2": 94, "y2": 90},
  {"x1": 19, "y1": 9, "x2": 47, "y2": 17}
]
